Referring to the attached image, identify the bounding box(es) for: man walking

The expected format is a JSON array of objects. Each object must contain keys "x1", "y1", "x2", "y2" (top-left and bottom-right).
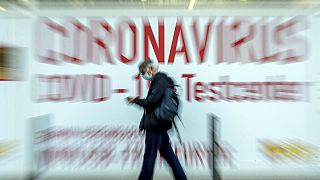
[{"x1": 127, "y1": 59, "x2": 187, "y2": 180}]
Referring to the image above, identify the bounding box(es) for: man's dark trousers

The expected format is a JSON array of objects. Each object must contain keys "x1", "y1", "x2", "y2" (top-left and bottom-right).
[{"x1": 138, "y1": 130, "x2": 187, "y2": 180}]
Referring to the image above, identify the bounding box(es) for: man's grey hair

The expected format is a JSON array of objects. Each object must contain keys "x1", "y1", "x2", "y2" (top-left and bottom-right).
[{"x1": 138, "y1": 59, "x2": 158, "y2": 73}]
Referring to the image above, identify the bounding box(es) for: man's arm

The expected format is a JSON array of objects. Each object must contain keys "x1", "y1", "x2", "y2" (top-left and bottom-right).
[{"x1": 133, "y1": 77, "x2": 168, "y2": 108}]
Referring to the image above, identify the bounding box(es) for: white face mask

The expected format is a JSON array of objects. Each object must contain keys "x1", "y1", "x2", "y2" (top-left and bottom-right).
[{"x1": 142, "y1": 72, "x2": 152, "y2": 80}]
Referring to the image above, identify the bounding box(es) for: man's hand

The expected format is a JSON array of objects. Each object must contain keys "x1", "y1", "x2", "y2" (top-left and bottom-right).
[{"x1": 126, "y1": 97, "x2": 135, "y2": 104}]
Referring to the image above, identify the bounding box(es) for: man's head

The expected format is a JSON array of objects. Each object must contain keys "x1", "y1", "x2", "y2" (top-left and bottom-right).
[{"x1": 138, "y1": 59, "x2": 158, "y2": 80}]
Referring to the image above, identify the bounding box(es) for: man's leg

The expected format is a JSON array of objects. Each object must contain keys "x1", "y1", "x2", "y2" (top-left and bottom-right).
[
  {"x1": 138, "y1": 130, "x2": 160, "y2": 180},
  {"x1": 159, "y1": 131, "x2": 187, "y2": 180}
]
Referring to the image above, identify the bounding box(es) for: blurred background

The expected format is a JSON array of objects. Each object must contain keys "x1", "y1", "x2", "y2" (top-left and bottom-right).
[
  {"x1": 0, "y1": 0, "x2": 320, "y2": 180},
  {"x1": 0, "y1": 0, "x2": 320, "y2": 9}
]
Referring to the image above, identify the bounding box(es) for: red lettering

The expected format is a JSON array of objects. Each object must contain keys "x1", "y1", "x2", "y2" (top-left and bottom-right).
[
  {"x1": 91, "y1": 18, "x2": 115, "y2": 64},
  {"x1": 192, "y1": 18, "x2": 213, "y2": 63},
  {"x1": 143, "y1": 18, "x2": 165, "y2": 63},
  {"x1": 182, "y1": 74, "x2": 195, "y2": 102},
  {"x1": 168, "y1": 20, "x2": 190, "y2": 64},
  {"x1": 194, "y1": 82, "x2": 206, "y2": 102},
  {"x1": 118, "y1": 19, "x2": 138, "y2": 64}
]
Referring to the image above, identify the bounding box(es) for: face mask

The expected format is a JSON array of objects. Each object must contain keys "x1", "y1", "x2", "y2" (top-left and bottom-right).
[{"x1": 142, "y1": 72, "x2": 152, "y2": 80}]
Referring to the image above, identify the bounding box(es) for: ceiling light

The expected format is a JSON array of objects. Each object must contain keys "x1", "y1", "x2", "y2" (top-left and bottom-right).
[
  {"x1": 188, "y1": 0, "x2": 196, "y2": 10},
  {"x1": 0, "y1": 6, "x2": 6, "y2": 11}
]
